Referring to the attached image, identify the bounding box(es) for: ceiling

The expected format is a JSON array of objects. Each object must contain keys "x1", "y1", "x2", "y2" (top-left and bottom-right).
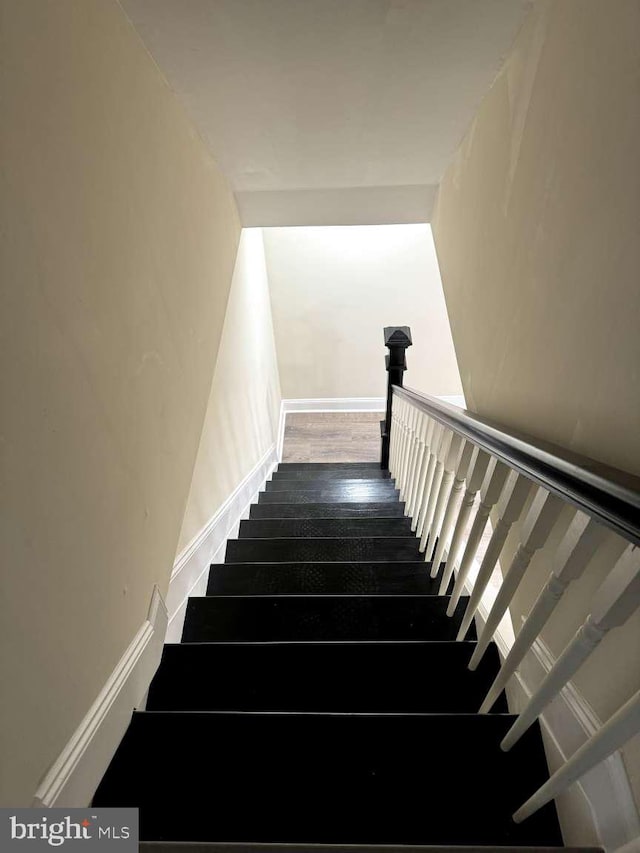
[{"x1": 122, "y1": 0, "x2": 533, "y2": 225}]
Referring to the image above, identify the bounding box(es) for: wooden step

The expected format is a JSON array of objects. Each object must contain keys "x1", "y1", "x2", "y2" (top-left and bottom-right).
[
  {"x1": 265, "y1": 478, "x2": 398, "y2": 492},
  {"x1": 225, "y1": 536, "x2": 421, "y2": 563},
  {"x1": 93, "y1": 712, "x2": 562, "y2": 846},
  {"x1": 272, "y1": 469, "x2": 391, "y2": 480},
  {"x1": 146, "y1": 641, "x2": 505, "y2": 713},
  {"x1": 182, "y1": 595, "x2": 472, "y2": 642},
  {"x1": 238, "y1": 518, "x2": 413, "y2": 539},
  {"x1": 249, "y1": 502, "x2": 407, "y2": 518},
  {"x1": 206, "y1": 561, "x2": 450, "y2": 597},
  {"x1": 258, "y1": 490, "x2": 400, "y2": 504}
]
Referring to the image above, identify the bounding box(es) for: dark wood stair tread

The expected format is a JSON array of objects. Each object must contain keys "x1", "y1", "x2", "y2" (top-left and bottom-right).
[
  {"x1": 258, "y1": 490, "x2": 401, "y2": 504},
  {"x1": 250, "y1": 502, "x2": 407, "y2": 518},
  {"x1": 265, "y1": 478, "x2": 398, "y2": 492},
  {"x1": 93, "y1": 712, "x2": 562, "y2": 846},
  {"x1": 146, "y1": 641, "x2": 506, "y2": 713},
  {"x1": 206, "y1": 561, "x2": 450, "y2": 596},
  {"x1": 272, "y1": 470, "x2": 392, "y2": 480},
  {"x1": 238, "y1": 518, "x2": 413, "y2": 538},
  {"x1": 225, "y1": 536, "x2": 421, "y2": 563},
  {"x1": 182, "y1": 595, "x2": 473, "y2": 642}
]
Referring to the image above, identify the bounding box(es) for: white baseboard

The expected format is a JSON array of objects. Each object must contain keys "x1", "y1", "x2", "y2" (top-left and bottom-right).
[
  {"x1": 281, "y1": 397, "x2": 386, "y2": 413},
  {"x1": 33, "y1": 586, "x2": 167, "y2": 807},
  {"x1": 471, "y1": 596, "x2": 639, "y2": 851},
  {"x1": 166, "y1": 443, "x2": 278, "y2": 641}
]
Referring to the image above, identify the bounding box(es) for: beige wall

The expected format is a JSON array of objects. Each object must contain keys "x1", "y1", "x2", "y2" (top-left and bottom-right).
[
  {"x1": 433, "y1": 0, "x2": 640, "y2": 840},
  {"x1": 178, "y1": 229, "x2": 281, "y2": 554},
  {"x1": 0, "y1": 0, "x2": 239, "y2": 805},
  {"x1": 432, "y1": 0, "x2": 640, "y2": 477},
  {"x1": 263, "y1": 225, "x2": 463, "y2": 400}
]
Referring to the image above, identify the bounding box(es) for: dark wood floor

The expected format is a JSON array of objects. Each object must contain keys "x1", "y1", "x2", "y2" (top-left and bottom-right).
[{"x1": 282, "y1": 412, "x2": 383, "y2": 463}]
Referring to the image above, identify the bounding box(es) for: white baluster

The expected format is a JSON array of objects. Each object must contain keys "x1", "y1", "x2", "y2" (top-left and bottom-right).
[
  {"x1": 431, "y1": 441, "x2": 476, "y2": 576},
  {"x1": 468, "y1": 489, "x2": 564, "y2": 670},
  {"x1": 396, "y1": 401, "x2": 413, "y2": 494},
  {"x1": 502, "y1": 544, "x2": 640, "y2": 750},
  {"x1": 406, "y1": 412, "x2": 429, "y2": 517},
  {"x1": 436, "y1": 449, "x2": 491, "y2": 589},
  {"x1": 394, "y1": 401, "x2": 409, "y2": 494},
  {"x1": 410, "y1": 418, "x2": 436, "y2": 530},
  {"x1": 456, "y1": 471, "x2": 533, "y2": 640},
  {"x1": 388, "y1": 399, "x2": 402, "y2": 476},
  {"x1": 425, "y1": 433, "x2": 464, "y2": 562},
  {"x1": 447, "y1": 459, "x2": 511, "y2": 617},
  {"x1": 402, "y1": 405, "x2": 420, "y2": 498},
  {"x1": 395, "y1": 399, "x2": 410, "y2": 479},
  {"x1": 479, "y1": 513, "x2": 612, "y2": 713},
  {"x1": 514, "y1": 687, "x2": 640, "y2": 823},
  {"x1": 419, "y1": 429, "x2": 454, "y2": 553},
  {"x1": 401, "y1": 407, "x2": 421, "y2": 503},
  {"x1": 415, "y1": 422, "x2": 444, "y2": 538}
]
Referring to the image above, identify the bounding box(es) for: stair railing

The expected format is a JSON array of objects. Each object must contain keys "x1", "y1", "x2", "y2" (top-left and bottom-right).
[{"x1": 386, "y1": 378, "x2": 640, "y2": 825}]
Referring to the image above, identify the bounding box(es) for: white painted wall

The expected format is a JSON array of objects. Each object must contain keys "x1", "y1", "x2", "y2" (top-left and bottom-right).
[
  {"x1": 263, "y1": 225, "x2": 463, "y2": 400},
  {"x1": 177, "y1": 229, "x2": 281, "y2": 555},
  {"x1": 0, "y1": 0, "x2": 239, "y2": 806},
  {"x1": 433, "y1": 0, "x2": 640, "y2": 842}
]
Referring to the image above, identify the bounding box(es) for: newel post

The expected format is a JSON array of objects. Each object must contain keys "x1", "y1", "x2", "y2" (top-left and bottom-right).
[{"x1": 380, "y1": 326, "x2": 412, "y2": 469}]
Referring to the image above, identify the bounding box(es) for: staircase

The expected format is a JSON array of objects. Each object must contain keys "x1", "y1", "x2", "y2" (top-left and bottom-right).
[{"x1": 93, "y1": 461, "x2": 601, "y2": 851}]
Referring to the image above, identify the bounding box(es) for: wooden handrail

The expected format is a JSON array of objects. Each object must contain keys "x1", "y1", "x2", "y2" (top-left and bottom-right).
[{"x1": 393, "y1": 385, "x2": 640, "y2": 546}]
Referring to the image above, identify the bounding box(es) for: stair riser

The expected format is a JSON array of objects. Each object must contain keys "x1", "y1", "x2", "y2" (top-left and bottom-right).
[
  {"x1": 264, "y1": 481, "x2": 398, "y2": 495},
  {"x1": 278, "y1": 462, "x2": 380, "y2": 470},
  {"x1": 272, "y1": 470, "x2": 391, "y2": 481},
  {"x1": 239, "y1": 518, "x2": 413, "y2": 539},
  {"x1": 225, "y1": 537, "x2": 421, "y2": 563},
  {"x1": 249, "y1": 502, "x2": 407, "y2": 518},
  {"x1": 146, "y1": 642, "x2": 506, "y2": 713},
  {"x1": 258, "y1": 491, "x2": 400, "y2": 504},
  {"x1": 206, "y1": 562, "x2": 451, "y2": 597},
  {"x1": 182, "y1": 596, "x2": 473, "y2": 642}
]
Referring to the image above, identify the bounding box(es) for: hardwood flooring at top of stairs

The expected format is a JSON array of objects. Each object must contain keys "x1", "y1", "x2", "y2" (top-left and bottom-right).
[{"x1": 282, "y1": 411, "x2": 382, "y2": 463}]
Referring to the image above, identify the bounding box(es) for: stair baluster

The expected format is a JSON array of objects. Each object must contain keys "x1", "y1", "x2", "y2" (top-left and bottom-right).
[
  {"x1": 419, "y1": 428, "x2": 454, "y2": 552},
  {"x1": 424, "y1": 433, "x2": 465, "y2": 561},
  {"x1": 431, "y1": 440, "x2": 476, "y2": 576},
  {"x1": 456, "y1": 471, "x2": 533, "y2": 640},
  {"x1": 502, "y1": 544, "x2": 640, "y2": 750},
  {"x1": 414, "y1": 422, "x2": 444, "y2": 539},
  {"x1": 437, "y1": 449, "x2": 491, "y2": 590},
  {"x1": 446, "y1": 459, "x2": 511, "y2": 616},
  {"x1": 480, "y1": 513, "x2": 613, "y2": 713},
  {"x1": 405, "y1": 411, "x2": 430, "y2": 517},
  {"x1": 468, "y1": 489, "x2": 564, "y2": 670}
]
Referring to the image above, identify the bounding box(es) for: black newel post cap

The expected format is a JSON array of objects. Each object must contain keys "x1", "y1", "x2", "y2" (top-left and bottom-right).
[
  {"x1": 383, "y1": 326, "x2": 412, "y2": 349},
  {"x1": 384, "y1": 326, "x2": 412, "y2": 369}
]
